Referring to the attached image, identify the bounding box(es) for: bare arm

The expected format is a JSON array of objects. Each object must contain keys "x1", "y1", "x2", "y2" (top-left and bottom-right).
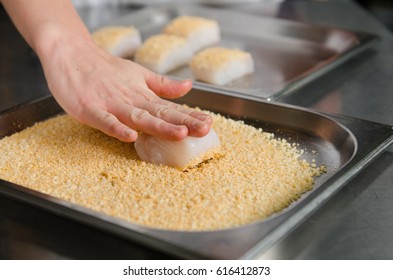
[{"x1": 2, "y1": 0, "x2": 212, "y2": 142}]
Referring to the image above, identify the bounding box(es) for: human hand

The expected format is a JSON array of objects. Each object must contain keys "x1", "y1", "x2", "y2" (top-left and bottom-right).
[
  {"x1": 39, "y1": 39, "x2": 212, "y2": 142},
  {"x1": 3, "y1": 0, "x2": 212, "y2": 142}
]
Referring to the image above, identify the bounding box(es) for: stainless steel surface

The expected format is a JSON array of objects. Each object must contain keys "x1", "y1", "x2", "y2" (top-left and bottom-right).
[
  {"x1": 1, "y1": 0, "x2": 393, "y2": 259},
  {"x1": 238, "y1": 0, "x2": 393, "y2": 260},
  {"x1": 101, "y1": 4, "x2": 377, "y2": 101},
  {"x1": 1, "y1": 91, "x2": 392, "y2": 259}
]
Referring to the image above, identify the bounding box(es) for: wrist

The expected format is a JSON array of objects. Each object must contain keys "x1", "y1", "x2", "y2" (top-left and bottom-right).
[{"x1": 34, "y1": 23, "x2": 93, "y2": 62}]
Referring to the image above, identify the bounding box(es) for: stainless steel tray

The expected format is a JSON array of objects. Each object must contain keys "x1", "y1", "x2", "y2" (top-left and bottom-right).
[
  {"x1": 102, "y1": 4, "x2": 378, "y2": 101},
  {"x1": 1, "y1": 90, "x2": 392, "y2": 259}
]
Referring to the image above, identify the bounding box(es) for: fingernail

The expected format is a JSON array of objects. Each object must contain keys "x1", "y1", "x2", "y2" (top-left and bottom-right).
[
  {"x1": 196, "y1": 114, "x2": 212, "y2": 123},
  {"x1": 171, "y1": 125, "x2": 188, "y2": 139},
  {"x1": 124, "y1": 129, "x2": 137, "y2": 140},
  {"x1": 192, "y1": 121, "x2": 211, "y2": 133}
]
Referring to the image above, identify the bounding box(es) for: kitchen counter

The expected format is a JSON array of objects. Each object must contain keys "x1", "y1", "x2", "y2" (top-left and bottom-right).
[{"x1": 1, "y1": 0, "x2": 392, "y2": 259}]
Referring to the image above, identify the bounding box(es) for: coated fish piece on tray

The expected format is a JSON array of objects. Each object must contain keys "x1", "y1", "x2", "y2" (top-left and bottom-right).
[
  {"x1": 163, "y1": 15, "x2": 220, "y2": 53},
  {"x1": 91, "y1": 26, "x2": 141, "y2": 58},
  {"x1": 134, "y1": 128, "x2": 222, "y2": 171},
  {"x1": 134, "y1": 34, "x2": 194, "y2": 74},
  {"x1": 190, "y1": 47, "x2": 255, "y2": 85}
]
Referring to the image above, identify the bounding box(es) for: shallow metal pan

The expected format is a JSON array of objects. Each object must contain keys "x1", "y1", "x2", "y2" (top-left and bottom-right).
[
  {"x1": 100, "y1": 4, "x2": 378, "y2": 101},
  {"x1": 1, "y1": 90, "x2": 392, "y2": 259}
]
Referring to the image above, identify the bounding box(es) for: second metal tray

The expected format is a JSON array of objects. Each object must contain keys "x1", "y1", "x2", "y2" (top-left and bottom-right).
[
  {"x1": 101, "y1": 4, "x2": 378, "y2": 100},
  {"x1": 1, "y1": 90, "x2": 392, "y2": 259}
]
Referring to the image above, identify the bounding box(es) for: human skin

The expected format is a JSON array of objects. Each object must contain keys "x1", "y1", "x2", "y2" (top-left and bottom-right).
[{"x1": 2, "y1": 0, "x2": 212, "y2": 142}]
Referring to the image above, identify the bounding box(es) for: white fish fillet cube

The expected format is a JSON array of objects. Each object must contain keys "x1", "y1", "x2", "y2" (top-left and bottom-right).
[
  {"x1": 134, "y1": 128, "x2": 220, "y2": 170},
  {"x1": 187, "y1": 26, "x2": 220, "y2": 53},
  {"x1": 190, "y1": 47, "x2": 255, "y2": 85},
  {"x1": 163, "y1": 16, "x2": 220, "y2": 53},
  {"x1": 135, "y1": 34, "x2": 193, "y2": 74},
  {"x1": 108, "y1": 34, "x2": 141, "y2": 58},
  {"x1": 92, "y1": 26, "x2": 141, "y2": 58}
]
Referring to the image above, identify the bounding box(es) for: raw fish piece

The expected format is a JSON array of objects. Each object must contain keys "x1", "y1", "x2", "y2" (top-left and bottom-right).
[
  {"x1": 163, "y1": 15, "x2": 220, "y2": 52},
  {"x1": 134, "y1": 128, "x2": 221, "y2": 170},
  {"x1": 92, "y1": 26, "x2": 141, "y2": 58},
  {"x1": 134, "y1": 34, "x2": 193, "y2": 74},
  {"x1": 190, "y1": 47, "x2": 254, "y2": 85}
]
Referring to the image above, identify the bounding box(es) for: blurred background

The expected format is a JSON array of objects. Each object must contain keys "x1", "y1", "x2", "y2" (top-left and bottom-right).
[
  {"x1": 356, "y1": 0, "x2": 393, "y2": 32},
  {"x1": 70, "y1": 0, "x2": 393, "y2": 34}
]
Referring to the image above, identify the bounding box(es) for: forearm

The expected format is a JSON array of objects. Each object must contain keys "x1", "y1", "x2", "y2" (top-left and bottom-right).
[{"x1": 2, "y1": 0, "x2": 92, "y2": 60}]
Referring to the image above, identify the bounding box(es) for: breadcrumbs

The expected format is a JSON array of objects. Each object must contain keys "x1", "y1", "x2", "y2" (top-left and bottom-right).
[
  {"x1": 0, "y1": 111, "x2": 325, "y2": 231},
  {"x1": 92, "y1": 26, "x2": 139, "y2": 50},
  {"x1": 163, "y1": 15, "x2": 218, "y2": 38}
]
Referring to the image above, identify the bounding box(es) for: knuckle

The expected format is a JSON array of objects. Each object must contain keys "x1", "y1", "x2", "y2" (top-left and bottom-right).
[
  {"x1": 129, "y1": 109, "x2": 149, "y2": 122},
  {"x1": 98, "y1": 112, "x2": 120, "y2": 135},
  {"x1": 155, "y1": 104, "x2": 173, "y2": 119}
]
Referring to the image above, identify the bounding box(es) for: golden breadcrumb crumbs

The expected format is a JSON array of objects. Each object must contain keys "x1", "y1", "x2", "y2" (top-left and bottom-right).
[
  {"x1": 190, "y1": 47, "x2": 252, "y2": 71},
  {"x1": 134, "y1": 34, "x2": 187, "y2": 64},
  {"x1": 163, "y1": 15, "x2": 218, "y2": 38},
  {"x1": 180, "y1": 146, "x2": 223, "y2": 172},
  {"x1": 0, "y1": 111, "x2": 325, "y2": 231},
  {"x1": 92, "y1": 26, "x2": 138, "y2": 50}
]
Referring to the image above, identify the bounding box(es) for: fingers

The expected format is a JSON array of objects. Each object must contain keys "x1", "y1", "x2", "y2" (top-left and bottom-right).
[
  {"x1": 108, "y1": 68, "x2": 212, "y2": 139},
  {"x1": 70, "y1": 81, "x2": 212, "y2": 142},
  {"x1": 81, "y1": 107, "x2": 139, "y2": 142},
  {"x1": 91, "y1": 99, "x2": 212, "y2": 141},
  {"x1": 112, "y1": 103, "x2": 189, "y2": 141},
  {"x1": 144, "y1": 70, "x2": 192, "y2": 99},
  {"x1": 140, "y1": 70, "x2": 213, "y2": 136},
  {"x1": 143, "y1": 101, "x2": 213, "y2": 137},
  {"x1": 63, "y1": 58, "x2": 211, "y2": 141}
]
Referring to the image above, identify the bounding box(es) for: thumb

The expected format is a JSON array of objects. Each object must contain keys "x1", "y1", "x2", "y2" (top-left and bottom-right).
[{"x1": 144, "y1": 71, "x2": 192, "y2": 99}]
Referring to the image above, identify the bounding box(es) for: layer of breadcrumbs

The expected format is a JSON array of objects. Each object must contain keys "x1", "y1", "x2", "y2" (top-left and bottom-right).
[
  {"x1": 135, "y1": 34, "x2": 188, "y2": 64},
  {"x1": 92, "y1": 26, "x2": 138, "y2": 49},
  {"x1": 190, "y1": 47, "x2": 252, "y2": 71},
  {"x1": 0, "y1": 111, "x2": 325, "y2": 231},
  {"x1": 163, "y1": 15, "x2": 218, "y2": 38}
]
